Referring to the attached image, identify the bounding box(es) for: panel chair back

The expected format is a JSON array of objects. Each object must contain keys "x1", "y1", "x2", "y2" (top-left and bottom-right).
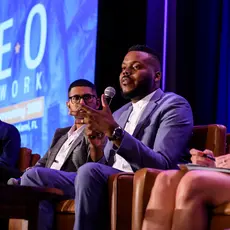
[{"x1": 189, "y1": 124, "x2": 226, "y2": 157}]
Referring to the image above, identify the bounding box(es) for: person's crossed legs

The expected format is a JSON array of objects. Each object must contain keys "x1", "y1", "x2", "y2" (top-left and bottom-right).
[
  {"x1": 21, "y1": 163, "x2": 121, "y2": 230},
  {"x1": 173, "y1": 170, "x2": 230, "y2": 230},
  {"x1": 143, "y1": 169, "x2": 230, "y2": 230},
  {"x1": 21, "y1": 167, "x2": 76, "y2": 230}
]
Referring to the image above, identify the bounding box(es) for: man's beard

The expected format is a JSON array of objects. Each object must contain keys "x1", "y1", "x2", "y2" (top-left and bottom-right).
[
  {"x1": 121, "y1": 87, "x2": 143, "y2": 100},
  {"x1": 121, "y1": 80, "x2": 153, "y2": 100}
]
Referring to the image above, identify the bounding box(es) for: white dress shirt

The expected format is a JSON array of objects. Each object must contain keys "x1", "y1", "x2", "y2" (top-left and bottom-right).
[
  {"x1": 112, "y1": 90, "x2": 156, "y2": 172},
  {"x1": 50, "y1": 125, "x2": 85, "y2": 170}
]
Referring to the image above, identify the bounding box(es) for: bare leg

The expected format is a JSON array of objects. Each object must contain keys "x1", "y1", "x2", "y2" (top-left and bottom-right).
[
  {"x1": 173, "y1": 170, "x2": 230, "y2": 230},
  {"x1": 142, "y1": 170, "x2": 185, "y2": 230}
]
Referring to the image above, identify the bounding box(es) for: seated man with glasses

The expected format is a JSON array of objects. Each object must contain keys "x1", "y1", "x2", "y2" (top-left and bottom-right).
[
  {"x1": 7, "y1": 79, "x2": 102, "y2": 184},
  {"x1": 18, "y1": 79, "x2": 104, "y2": 228},
  {"x1": 24, "y1": 79, "x2": 102, "y2": 173}
]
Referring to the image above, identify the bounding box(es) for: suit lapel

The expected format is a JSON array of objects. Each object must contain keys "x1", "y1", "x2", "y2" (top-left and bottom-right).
[
  {"x1": 62, "y1": 129, "x2": 85, "y2": 165},
  {"x1": 117, "y1": 104, "x2": 133, "y2": 128},
  {"x1": 132, "y1": 88, "x2": 164, "y2": 137},
  {"x1": 46, "y1": 134, "x2": 68, "y2": 168}
]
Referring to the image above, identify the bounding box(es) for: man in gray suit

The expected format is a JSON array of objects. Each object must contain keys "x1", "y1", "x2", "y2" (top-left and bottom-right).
[
  {"x1": 9, "y1": 79, "x2": 99, "y2": 189},
  {"x1": 33, "y1": 79, "x2": 100, "y2": 172},
  {"x1": 21, "y1": 45, "x2": 193, "y2": 230}
]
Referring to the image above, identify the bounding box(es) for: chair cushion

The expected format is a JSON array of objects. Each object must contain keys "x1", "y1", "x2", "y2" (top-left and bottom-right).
[{"x1": 56, "y1": 199, "x2": 75, "y2": 213}]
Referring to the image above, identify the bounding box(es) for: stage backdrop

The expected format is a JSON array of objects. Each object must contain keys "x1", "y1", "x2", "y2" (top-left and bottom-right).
[{"x1": 0, "y1": 0, "x2": 98, "y2": 156}]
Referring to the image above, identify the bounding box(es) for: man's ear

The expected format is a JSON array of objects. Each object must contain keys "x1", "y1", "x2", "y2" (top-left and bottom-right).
[
  {"x1": 66, "y1": 101, "x2": 72, "y2": 115},
  {"x1": 155, "y1": 71, "x2": 161, "y2": 83},
  {"x1": 66, "y1": 101, "x2": 70, "y2": 109}
]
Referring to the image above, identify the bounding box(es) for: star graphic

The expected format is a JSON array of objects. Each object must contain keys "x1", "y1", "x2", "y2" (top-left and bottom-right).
[{"x1": 15, "y1": 42, "x2": 21, "y2": 54}]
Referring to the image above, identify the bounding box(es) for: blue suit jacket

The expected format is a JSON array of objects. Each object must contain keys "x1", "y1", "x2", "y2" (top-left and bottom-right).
[
  {"x1": 103, "y1": 88, "x2": 193, "y2": 171},
  {"x1": 0, "y1": 121, "x2": 21, "y2": 168}
]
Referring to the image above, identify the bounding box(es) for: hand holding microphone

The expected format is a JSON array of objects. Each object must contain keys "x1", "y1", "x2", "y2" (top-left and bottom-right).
[
  {"x1": 70, "y1": 86, "x2": 118, "y2": 136},
  {"x1": 104, "y1": 86, "x2": 116, "y2": 106}
]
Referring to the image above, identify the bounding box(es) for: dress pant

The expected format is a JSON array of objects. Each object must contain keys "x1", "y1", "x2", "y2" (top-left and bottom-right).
[{"x1": 21, "y1": 163, "x2": 121, "y2": 230}]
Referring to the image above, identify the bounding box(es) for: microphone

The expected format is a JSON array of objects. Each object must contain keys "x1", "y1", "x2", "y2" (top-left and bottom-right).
[
  {"x1": 104, "y1": 87, "x2": 116, "y2": 106},
  {"x1": 7, "y1": 177, "x2": 21, "y2": 185},
  {"x1": 87, "y1": 87, "x2": 115, "y2": 140}
]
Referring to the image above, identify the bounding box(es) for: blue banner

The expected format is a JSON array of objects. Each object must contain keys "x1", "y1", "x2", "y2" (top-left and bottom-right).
[{"x1": 0, "y1": 0, "x2": 98, "y2": 156}]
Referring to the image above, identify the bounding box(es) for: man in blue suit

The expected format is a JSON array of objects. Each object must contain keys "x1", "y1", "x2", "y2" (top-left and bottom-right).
[
  {"x1": 21, "y1": 45, "x2": 193, "y2": 230},
  {"x1": 0, "y1": 120, "x2": 21, "y2": 184},
  {"x1": 71, "y1": 45, "x2": 193, "y2": 230}
]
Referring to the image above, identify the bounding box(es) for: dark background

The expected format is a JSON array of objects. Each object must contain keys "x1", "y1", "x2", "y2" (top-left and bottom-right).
[{"x1": 95, "y1": 0, "x2": 230, "y2": 130}]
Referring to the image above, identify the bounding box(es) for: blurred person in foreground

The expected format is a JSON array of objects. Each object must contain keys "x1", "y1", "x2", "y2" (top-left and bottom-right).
[
  {"x1": 0, "y1": 120, "x2": 21, "y2": 185},
  {"x1": 0, "y1": 121, "x2": 21, "y2": 229},
  {"x1": 142, "y1": 148, "x2": 230, "y2": 230}
]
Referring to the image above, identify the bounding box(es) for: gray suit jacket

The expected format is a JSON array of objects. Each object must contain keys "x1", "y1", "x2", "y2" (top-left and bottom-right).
[
  {"x1": 103, "y1": 88, "x2": 193, "y2": 171},
  {"x1": 36, "y1": 126, "x2": 91, "y2": 172}
]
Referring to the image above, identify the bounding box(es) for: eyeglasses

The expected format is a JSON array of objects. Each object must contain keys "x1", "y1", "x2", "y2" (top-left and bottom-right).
[{"x1": 69, "y1": 94, "x2": 97, "y2": 104}]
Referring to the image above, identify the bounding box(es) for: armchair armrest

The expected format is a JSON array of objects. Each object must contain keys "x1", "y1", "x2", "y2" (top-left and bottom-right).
[
  {"x1": 17, "y1": 148, "x2": 32, "y2": 172},
  {"x1": 109, "y1": 172, "x2": 134, "y2": 230},
  {"x1": 132, "y1": 168, "x2": 162, "y2": 230},
  {"x1": 31, "y1": 154, "x2": 41, "y2": 167},
  {"x1": 17, "y1": 148, "x2": 41, "y2": 172}
]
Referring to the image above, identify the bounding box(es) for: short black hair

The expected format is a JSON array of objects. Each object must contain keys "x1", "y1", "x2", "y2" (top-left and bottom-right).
[
  {"x1": 68, "y1": 79, "x2": 97, "y2": 94},
  {"x1": 128, "y1": 44, "x2": 161, "y2": 71}
]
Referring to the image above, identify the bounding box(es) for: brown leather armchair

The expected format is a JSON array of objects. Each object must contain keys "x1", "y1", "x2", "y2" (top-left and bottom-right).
[
  {"x1": 17, "y1": 147, "x2": 41, "y2": 172},
  {"x1": 132, "y1": 124, "x2": 227, "y2": 230},
  {"x1": 109, "y1": 124, "x2": 227, "y2": 230}
]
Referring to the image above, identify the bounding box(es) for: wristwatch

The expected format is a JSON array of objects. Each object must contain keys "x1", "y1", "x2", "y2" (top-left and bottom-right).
[{"x1": 109, "y1": 126, "x2": 124, "y2": 141}]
